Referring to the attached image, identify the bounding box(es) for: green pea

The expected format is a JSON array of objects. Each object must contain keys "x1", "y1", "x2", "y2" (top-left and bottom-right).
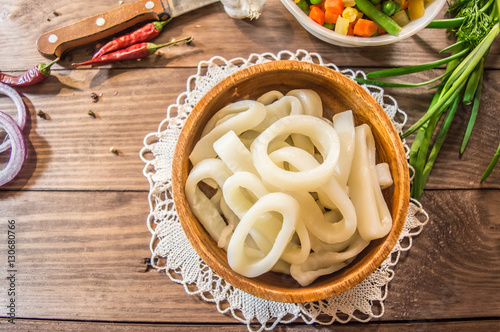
[
  {"x1": 323, "y1": 23, "x2": 335, "y2": 29},
  {"x1": 310, "y1": 0, "x2": 324, "y2": 4},
  {"x1": 393, "y1": 1, "x2": 402, "y2": 12},
  {"x1": 382, "y1": 1, "x2": 396, "y2": 16},
  {"x1": 296, "y1": 0, "x2": 310, "y2": 14}
]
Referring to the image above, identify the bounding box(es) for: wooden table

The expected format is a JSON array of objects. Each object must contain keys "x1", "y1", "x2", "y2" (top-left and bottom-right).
[{"x1": 1, "y1": 0, "x2": 499, "y2": 330}]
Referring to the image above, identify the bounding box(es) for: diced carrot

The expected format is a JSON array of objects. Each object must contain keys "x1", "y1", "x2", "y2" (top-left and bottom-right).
[
  {"x1": 347, "y1": 21, "x2": 356, "y2": 36},
  {"x1": 378, "y1": 26, "x2": 387, "y2": 35},
  {"x1": 324, "y1": 0, "x2": 344, "y2": 14},
  {"x1": 309, "y1": 5, "x2": 325, "y2": 26},
  {"x1": 401, "y1": 0, "x2": 409, "y2": 10},
  {"x1": 325, "y1": 10, "x2": 340, "y2": 24},
  {"x1": 353, "y1": 18, "x2": 379, "y2": 37}
]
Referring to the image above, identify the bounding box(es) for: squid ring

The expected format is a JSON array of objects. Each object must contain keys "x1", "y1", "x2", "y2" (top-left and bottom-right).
[
  {"x1": 269, "y1": 146, "x2": 357, "y2": 244},
  {"x1": 190, "y1": 100, "x2": 266, "y2": 165},
  {"x1": 251, "y1": 115, "x2": 340, "y2": 191},
  {"x1": 223, "y1": 172, "x2": 310, "y2": 265},
  {"x1": 185, "y1": 158, "x2": 233, "y2": 249},
  {"x1": 348, "y1": 124, "x2": 393, "y2": 241},
  {"x1": 227, "y1": 192, "x2": 300, "y2": 278}
]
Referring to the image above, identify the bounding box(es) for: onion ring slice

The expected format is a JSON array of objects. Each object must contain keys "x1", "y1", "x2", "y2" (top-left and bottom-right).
[
  {"x1": 0, "y1": 83, "x2": 27, "y2": 153},
  {"x1": 0, "y1": 111, "x2": 27, "y2": 186}
]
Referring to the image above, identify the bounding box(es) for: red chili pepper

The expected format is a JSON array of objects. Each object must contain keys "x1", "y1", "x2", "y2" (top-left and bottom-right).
[
  {"x1": 0, "y1": 58, "x2": 59, "y2": 87},
  {"x1": 93, "y1": 19, "x2": 172, "y2": 59},
  {"x1": 72, "y1": 36, "x2": 193, "y2": 66}
]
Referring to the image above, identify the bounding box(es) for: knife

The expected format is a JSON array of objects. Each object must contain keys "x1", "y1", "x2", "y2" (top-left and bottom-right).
[{"x1": 37, "y1": 0, "x2": 218, "y2": 57}]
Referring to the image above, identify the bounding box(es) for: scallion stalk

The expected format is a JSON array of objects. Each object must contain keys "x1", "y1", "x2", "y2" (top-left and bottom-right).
[
  {"x1": 402, "y1": 23, "x2": 499, "y2": 139},
  {"x1": 426, "y1": 17, "x2": 464, "y2": 29},
  {"x1": 481, "y1": 142, "x2": 500, "y2": 182},
  {"x1": 462, "y1": 58, "x2": 484, "y2": 105},
  {"x1": 460, "y1": 70, "x2": 482, "y2": 154},
  {"x1": 418, "y1": 91, "x2": 462, "y2": 200},
  {"x1": 365, "y1": 47, "x2": 469, "y2": 79}
]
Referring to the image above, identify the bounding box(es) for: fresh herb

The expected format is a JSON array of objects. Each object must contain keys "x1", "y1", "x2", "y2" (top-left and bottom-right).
[{"x1": 355, "y1": 0, "x2": 500, "y2": 199}]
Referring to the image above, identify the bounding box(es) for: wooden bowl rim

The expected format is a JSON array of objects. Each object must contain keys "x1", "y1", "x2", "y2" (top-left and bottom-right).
[{"x1": 172, "y1": 60, "x2": 410, "y2": 303}]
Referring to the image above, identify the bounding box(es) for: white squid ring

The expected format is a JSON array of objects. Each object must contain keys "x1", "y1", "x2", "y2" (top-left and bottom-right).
[
  {"x1": 251, "y1": 115, "x2": 340, "y2": 191},
  {"x1": 227, "y1": 192, "x2": 301, "y2": 278}
]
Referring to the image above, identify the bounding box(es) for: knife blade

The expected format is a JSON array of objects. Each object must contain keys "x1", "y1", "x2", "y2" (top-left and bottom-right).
[{"x1": 37, "y1": 0, "x2": 218, "y2": 57}]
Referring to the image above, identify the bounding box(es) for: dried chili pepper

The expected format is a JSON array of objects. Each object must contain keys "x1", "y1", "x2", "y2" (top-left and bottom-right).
[
  {"x1": 0, "y1": 58, "x2": 59, "y2": 87},
  {"x1": 73, "y1": 36, "x2": 193, "y2": 66},
  {"x1": 93, "y1": 19, "x2": 172, "y2": 59}
]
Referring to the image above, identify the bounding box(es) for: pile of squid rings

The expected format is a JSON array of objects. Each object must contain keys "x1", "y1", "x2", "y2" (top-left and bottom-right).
[
  {"x1": 0, "y1": 82, "x2": 27, "y2": 187},
  {"x1": 185, "y1": 89, "x2": 393, "y2": 286}
]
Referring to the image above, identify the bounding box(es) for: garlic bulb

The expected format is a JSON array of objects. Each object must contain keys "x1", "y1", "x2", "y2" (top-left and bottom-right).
[{"x1": 220, "y1": 0, "x2": 267, "y2": 20}]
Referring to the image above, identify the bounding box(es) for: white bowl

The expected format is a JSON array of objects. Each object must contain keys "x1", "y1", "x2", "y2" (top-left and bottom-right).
[{"x1": 281, "y1": 0, "x2": 446, "y2": 47}]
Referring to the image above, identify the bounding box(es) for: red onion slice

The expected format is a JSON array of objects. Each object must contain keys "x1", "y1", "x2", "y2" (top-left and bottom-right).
[
  {"x1": 0, "y1": 111, "x2": 27, "y2": 186},
  {"x1": 0, "y1": 82, "x2": 27, "y2": 153}
]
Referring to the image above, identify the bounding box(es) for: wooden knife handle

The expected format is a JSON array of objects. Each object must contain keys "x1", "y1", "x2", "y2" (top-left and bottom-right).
[{"x1": 37, "y1": 0, "x2": 171, "y2": 57}]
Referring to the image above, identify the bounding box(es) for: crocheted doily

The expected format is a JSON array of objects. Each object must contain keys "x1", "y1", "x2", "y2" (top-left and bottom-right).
[{"x1": 140, "y1": 50, "x2": 428, "y2": 331}]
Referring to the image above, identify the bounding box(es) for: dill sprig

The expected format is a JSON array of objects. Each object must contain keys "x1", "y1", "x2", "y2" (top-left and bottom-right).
[{"x1": 451, "y1": 0, "x2": 494, "y2": 48}]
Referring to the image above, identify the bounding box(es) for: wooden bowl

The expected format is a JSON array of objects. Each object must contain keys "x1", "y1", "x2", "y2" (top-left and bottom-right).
[{"x1": 172, "y1": 60, "x2": 410, "y2": 303}]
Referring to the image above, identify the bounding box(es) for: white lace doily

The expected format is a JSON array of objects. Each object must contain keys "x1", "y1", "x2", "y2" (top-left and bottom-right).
[{"x1": 140, "y1": 50, "x2": 429, "y2": 331}]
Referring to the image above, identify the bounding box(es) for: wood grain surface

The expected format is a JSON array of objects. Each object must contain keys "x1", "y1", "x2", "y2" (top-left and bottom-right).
[
  {"x1": 1, "y1": 190, "x2": 499, "y2": 323},
  {"x1": 1, "y1": 0, "x2": 499, "y2": 330}
]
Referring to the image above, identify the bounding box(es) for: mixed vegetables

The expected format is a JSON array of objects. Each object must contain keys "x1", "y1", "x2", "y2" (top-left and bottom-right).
[{"x1": 295, "y1": 0, "x2": 431, "y2": 36}]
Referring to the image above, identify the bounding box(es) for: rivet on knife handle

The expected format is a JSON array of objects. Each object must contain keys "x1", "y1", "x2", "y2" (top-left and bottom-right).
[{"x1": 37, "y1": 0, "x2": 171, "y2": 57}]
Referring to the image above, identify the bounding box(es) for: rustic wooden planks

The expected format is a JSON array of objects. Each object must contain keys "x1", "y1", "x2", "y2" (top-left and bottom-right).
[
  {"x1": 6, "y1": 319, "x2": 500, "y2": 331},
  {"x1": 1, "y1": 190, "x2": 498, "y2": 322},
  {"x1": 1, "y1": 1, "x2": 499, "y2": 72},
  {"x1": 1, "y1": 0, "x2": 499, "y2": 329},
  {"x1": 1, "y1": 68, "x2": 498, "y2": 191}
]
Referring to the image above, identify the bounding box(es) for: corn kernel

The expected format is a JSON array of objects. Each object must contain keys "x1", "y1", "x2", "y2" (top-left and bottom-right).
[
  {"x1": 342, "y1": 7, "x2": 358, "y2": 23},
  {"x1": 335, "y1": 16, "x2": 350, "y2": 35}
]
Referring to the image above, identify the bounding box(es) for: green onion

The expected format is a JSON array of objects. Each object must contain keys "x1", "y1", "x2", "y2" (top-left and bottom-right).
[
  {"x1": 481, "y1": 142, "x2": 500, "y2": 182},
  {"x1": 460, "y1": 72, "x2": 482, "y2": 154},
  {"x1": 411, "y1": 108, "x2": 443, "y2": 199},
  {"x1": 439, "y1": 40, "x2": 466, "y2": 53},
  {"x1": 365, "y1": 47, "x2": 469, "y2": 78},
  {"x1": 442, "y1": 25, "x2": 497, "y2": 93},
  {"x1": 426, "y1": 17, "x2": 465, "y2": 29},
  {"x1": 403, "y1": 23, "x2": 499, "y2": 139},
  {"x1": 355, "y1": 72, "x2": 449, "y2": 88},
  {"x1": 463, "y1": 57, "x2": 484, "y2": 105},
  {"x1": 418, "y1": 91, "x2": 462, "y2": 200}
]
